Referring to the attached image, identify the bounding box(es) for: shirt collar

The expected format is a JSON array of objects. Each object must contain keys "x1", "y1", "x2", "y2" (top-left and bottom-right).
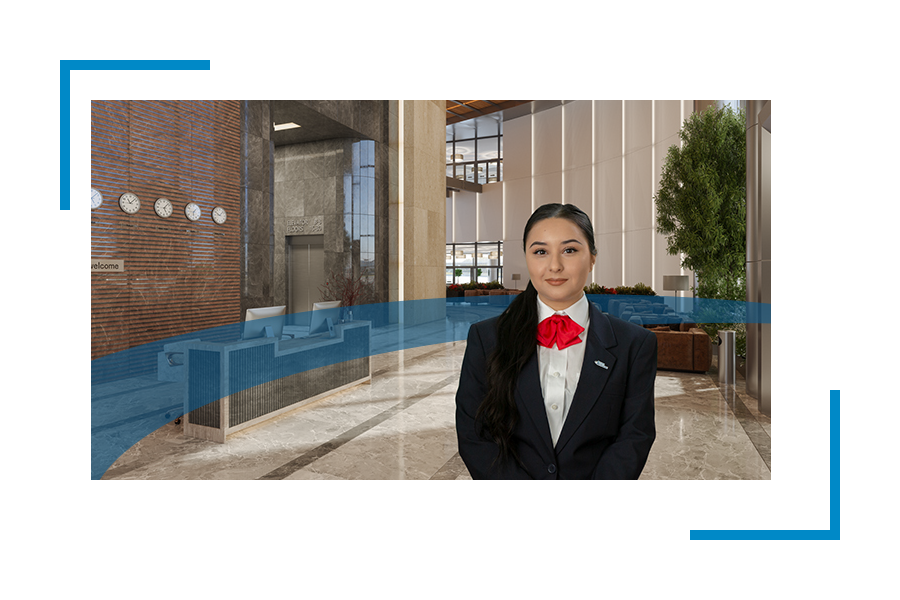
[{"x1": 537, "y1": 293, "x2": 590, "y2": 331}]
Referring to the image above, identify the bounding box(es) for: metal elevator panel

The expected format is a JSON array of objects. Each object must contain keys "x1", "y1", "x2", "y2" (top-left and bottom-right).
[{"x1": 288, "y1": 235, "x2": 325, "y2": 325}]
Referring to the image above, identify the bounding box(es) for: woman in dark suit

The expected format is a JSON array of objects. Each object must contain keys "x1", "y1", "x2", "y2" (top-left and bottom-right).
[{"x1": 455, "y1": 203, "x2": 657, "y2": 479}]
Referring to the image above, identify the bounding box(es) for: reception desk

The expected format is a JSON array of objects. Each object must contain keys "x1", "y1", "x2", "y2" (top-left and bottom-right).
[{"x1": 181, "y1": 321, "x2": 371, "y2": 443}]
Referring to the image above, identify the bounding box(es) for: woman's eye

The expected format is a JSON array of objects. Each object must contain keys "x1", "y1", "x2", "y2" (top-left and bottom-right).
[
  {"x1": 533, "y1": 249, "x2": 546, "y2": 255},
  {"x1": 564, "y1": 247, "x2": 578, "y2": 254}
]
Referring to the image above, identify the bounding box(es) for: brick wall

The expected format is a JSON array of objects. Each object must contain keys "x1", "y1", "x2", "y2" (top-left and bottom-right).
[{"x1": 91, "y1": 100, "x2": 242, "y2": 361}]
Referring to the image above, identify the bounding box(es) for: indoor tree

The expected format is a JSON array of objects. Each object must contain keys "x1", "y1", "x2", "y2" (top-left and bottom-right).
[{"x1": 654, "y1": 104, "x2": 747, "y2": 353}]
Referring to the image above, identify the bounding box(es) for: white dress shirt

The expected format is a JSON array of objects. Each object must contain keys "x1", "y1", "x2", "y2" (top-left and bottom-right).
[{"x1": 536, "y1": 293, "x2": 590, "y2": 447}]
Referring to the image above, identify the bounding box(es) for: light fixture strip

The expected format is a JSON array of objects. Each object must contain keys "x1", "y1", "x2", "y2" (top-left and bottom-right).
[
  {"x1": 591, "y1": 100, "x2": 596, "y2": 285},
  {"x1": 622, "y1": 100, "x2": 626, "y2": 286},
  {"x1": 561, "y1": 102, "x2": 566, "y2": 204},
  {"x1": 398, "y1": 101, "x2": 404, "y2": 308},
  {"x1": 680, "y1": 100, "x2": 686, "y2": 281},
  {"x1": 651, "y1": 100, "x2": 655, "y2": 291},
  {"x1": 531, "y1": 112, "x2": 535, "y2": 212}
]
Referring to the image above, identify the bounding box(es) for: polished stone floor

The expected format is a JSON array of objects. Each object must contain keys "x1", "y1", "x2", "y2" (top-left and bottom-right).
[{"x1": 102, "y1": 340, "x2": 771, "y2": 480}]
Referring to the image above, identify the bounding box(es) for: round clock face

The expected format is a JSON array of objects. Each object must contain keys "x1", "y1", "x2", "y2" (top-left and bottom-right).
[
  {"x1": 184, "y1": 202, "x2": 202, "y2": 221},
  {"x1": 154, "y1": 198, "x2": 173, "y2": 218},
  {"x1": 91, "y1": 188, "x2": 103, "y2": 209},
  {"x1": 212, "y1": 206, "x2": 227, "y2": 224},
  {"x1": 119, "y1": 192, "x2": 141, "y2": 214}
]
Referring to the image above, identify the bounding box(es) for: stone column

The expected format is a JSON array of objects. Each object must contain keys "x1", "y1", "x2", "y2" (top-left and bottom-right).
[
  {"x1": 240, "y1": 100, "x2": 275, "y2": 316},
  {"x1": 745, "y1": 100, "x2": 771, "y2": 416},
  {"x1": 390, "y1": 100, "x2": 446, "y2": 323}
]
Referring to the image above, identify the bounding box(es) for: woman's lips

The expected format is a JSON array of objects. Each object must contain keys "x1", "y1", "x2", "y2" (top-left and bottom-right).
[{"x1": 545, "y1": 279, "x2": 567, "y2": 286}]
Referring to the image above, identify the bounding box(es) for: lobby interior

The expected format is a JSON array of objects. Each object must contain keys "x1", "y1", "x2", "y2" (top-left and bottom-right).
[{"x1": 91, "y1": 99, "x2": 771, "y2": 480}]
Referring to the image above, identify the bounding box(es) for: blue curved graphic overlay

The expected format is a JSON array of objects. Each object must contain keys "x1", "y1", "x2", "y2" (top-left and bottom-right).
[
  {"x1": 592, "y1": 294, "x2": 769, "y2": 326},
  {"x1": 91, "y1": 295, "x2": 771, "y2": 479}
]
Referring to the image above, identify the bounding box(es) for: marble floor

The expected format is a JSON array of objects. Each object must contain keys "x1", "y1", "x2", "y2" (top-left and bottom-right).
[{"x1": 102, "y1": 341, "x2": 771, "y2": 480}]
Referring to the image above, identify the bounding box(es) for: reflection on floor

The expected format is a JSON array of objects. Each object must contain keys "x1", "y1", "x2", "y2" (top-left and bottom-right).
[{"x1": 103, "y1": 341, "x2": 771, "y2": 480}]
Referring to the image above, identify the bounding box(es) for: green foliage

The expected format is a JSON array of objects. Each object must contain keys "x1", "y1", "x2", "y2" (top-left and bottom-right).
[
  {"x1": 654, "y1": 105, "x2": 746, "y2": 302},
  {"x1": 655, "y1": 105, "x2": 746, "y2": 353},
  {"x1": 454, "y1": 269, "x2": 462, "y2": 277},
  {"x1": 584, "y1": 283, "x2": 614, "y2": 294},
  {"x1": 460, "y1": 280, "x2": 504, "y2": 290},
  {"x1": 631, "y1": 282, "x2": 656, "y2": 296}
]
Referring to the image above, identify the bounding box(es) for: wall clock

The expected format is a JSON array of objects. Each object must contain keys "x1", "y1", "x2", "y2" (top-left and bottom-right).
[
  {"x1": 155, "y1": 198, "x2": 173, "y2": 218},
  {"x1": 212, "y1": 206, "x2": 227, "y2": 224},
  {"x1": 184, "y1": 202, "x2": 202, "y2": 221},
  {"x1": 119, "y1": 192, "x2": 141, "y2": 214},
  {"x1": 91, "y1": 188, "x2": 103, "y2": 209}
]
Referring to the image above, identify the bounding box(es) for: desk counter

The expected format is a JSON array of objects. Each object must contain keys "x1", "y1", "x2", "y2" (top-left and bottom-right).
[{"x1": 183, "y1": 321, "x2": 371, "y2": 443}]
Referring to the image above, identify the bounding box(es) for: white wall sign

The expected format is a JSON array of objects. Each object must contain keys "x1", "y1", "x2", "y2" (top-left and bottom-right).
[{"x1": 91, "y1": 259, "x2": 124, "y2": 273}]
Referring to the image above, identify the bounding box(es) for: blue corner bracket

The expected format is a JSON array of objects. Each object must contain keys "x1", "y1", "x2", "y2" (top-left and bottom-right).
[
  {"x1": 60, "y1": 59, "x2": 211, "y2": 211},
  {"x1": 690, "y1": 390, "x2": 840, "y2": 540}
]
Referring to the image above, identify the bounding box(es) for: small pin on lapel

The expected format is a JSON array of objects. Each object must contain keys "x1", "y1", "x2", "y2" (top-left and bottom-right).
[{"x1": 594, "y1": 360, "x2": 608, "y2": 369}]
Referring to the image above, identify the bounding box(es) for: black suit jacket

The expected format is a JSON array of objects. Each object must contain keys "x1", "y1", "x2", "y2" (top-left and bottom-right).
[{"x1": 455, "y1": 301, "x2": 656, "y2": 479}]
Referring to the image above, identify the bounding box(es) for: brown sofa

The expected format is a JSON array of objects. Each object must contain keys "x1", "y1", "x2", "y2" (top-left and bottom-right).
[{"x1": 647, "y1": 325, "x2": 711, "y2": 373}]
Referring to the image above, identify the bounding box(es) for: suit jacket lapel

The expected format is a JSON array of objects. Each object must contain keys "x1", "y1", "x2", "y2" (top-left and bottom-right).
[
  {"x1": 516, "y1": 351, "x2": 555, "y2": 455},
  {"x1": 554, "y1": 303, "x2": 618, "y2": 454}
]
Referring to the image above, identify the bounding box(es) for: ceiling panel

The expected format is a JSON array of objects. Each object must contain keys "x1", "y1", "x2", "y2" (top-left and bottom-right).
[{"x1": 446, "y1": 100, "x2": 531, "y2": 125}]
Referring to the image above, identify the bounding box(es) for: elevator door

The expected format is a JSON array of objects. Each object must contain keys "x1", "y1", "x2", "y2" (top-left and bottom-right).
[{"x1": 288, "y1": 235, "x2": 325, "y2": 325}]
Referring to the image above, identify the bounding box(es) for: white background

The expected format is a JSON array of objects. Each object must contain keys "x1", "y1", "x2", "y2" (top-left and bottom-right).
[{"x1": 4, "y1": 2, "x2": 896, "y2": 597}]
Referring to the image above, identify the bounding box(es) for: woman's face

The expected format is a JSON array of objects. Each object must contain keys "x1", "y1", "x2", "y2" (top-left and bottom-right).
[{"x1": 525, "y1": 217, "x2": 596, "y2": 311}]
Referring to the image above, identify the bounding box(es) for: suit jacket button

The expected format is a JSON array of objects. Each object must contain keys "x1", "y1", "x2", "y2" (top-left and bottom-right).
[{"x1": 548, "y1": 464, "x2": 557, "y2": 474}]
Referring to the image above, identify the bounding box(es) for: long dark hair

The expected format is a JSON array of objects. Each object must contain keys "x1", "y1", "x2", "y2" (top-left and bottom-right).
[{"x1": 475, "y1": 203, "x2": 598, "y2": 465}]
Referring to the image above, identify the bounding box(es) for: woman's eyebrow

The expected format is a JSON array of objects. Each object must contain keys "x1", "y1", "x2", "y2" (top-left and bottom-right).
[{"x1": 528, "y1": 239, "x2": 584, "y2": 248}]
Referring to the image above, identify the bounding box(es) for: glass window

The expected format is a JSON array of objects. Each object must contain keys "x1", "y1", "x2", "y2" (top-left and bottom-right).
[
  {"x1": 455, "y1": 142, "x2": 475, "y2": 163},
  {"x1": 447, "y1": 115, "x2": 504, "y2": 184},
  {"x1": 456, "y1": 244, "x2": 475, "y2": 266},
  {"x1": 446, "y1": 242, "x2": 503, "y2": 285},
  {"x1": 475, "y1": 114, "x2": 500, "y2": 137},
  {"x1": 487, "y1": 162, "x2": 498, "y2": 184},
  {"x1": 452, "y1": 120, "x2": 476, "y2": 141},
  {"x1": 477, "y1": 136, "x2": 498, "y2": 161}
]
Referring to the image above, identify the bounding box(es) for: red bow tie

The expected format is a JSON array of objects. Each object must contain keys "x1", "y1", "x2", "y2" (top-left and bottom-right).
[{"x1": 537, "y1": 314, "x2": 585, "y2": 350}]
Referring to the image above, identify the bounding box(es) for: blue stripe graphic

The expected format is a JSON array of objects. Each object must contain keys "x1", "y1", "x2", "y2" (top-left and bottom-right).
[
  {"x1": 92, "y1": 296, "x2": 771, "y2": 480},
  {"x1": 61, "y1": 59, "x2": 211, "y2": 211},
  {"x1": 690, "y1": 390, "x2": 840, "y2": 540}
]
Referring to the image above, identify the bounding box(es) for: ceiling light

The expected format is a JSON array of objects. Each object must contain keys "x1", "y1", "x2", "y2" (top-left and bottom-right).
[
  {"x1": 273, "y1": 122, "x2": 301, "y2": 131},
  {"x1": 453, "y1": 154, "x2": 464, "y2": 161}
]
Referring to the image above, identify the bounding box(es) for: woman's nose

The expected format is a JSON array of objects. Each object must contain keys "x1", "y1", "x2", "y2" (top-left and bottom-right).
[{"x1": 549, "y1": 254, "x2": 563, "y2": 272}]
